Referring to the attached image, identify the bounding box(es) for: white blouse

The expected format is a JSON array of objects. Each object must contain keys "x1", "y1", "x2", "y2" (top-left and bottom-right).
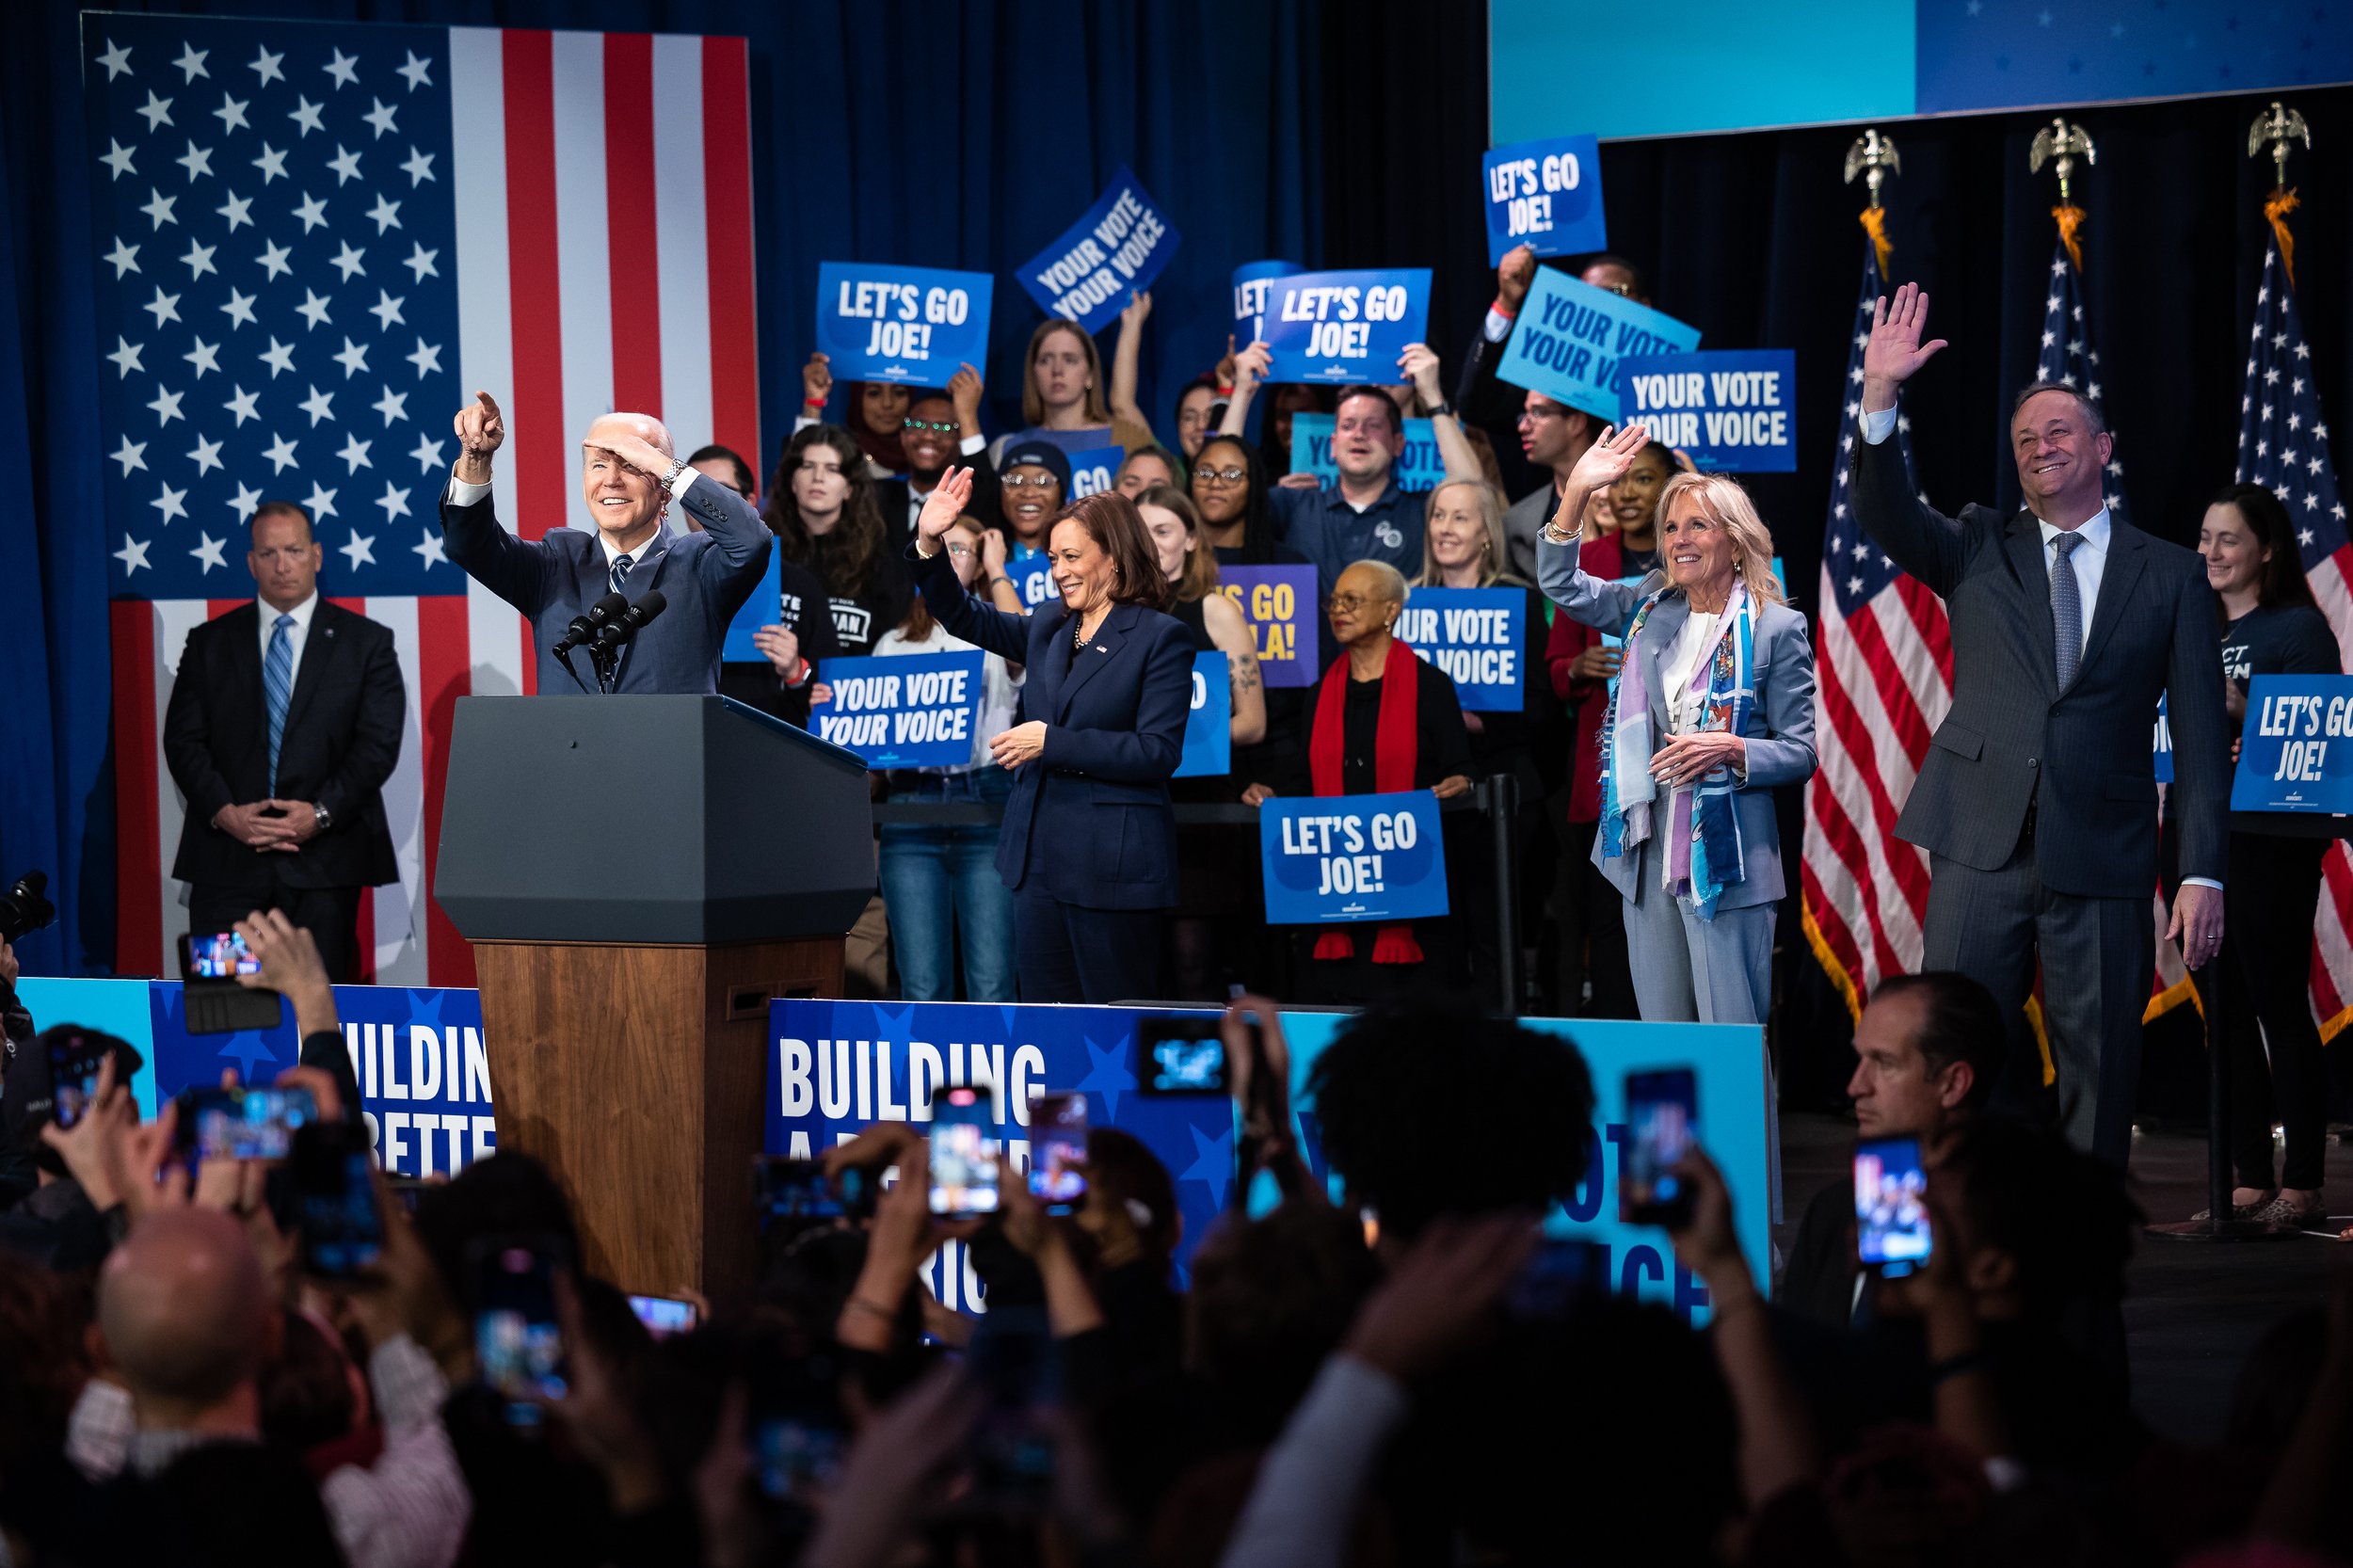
[{"x1": 1660, "y1": 609, "x2": 1723, "y2": 737}]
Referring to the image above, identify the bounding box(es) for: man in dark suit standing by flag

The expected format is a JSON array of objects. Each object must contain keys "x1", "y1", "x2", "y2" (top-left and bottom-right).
[
  {"x1": 164, "y1": 502, "x2": 406, "y2": 983},
  {"x1": 1851, "y1": 282, "x2": 2229, "y2": 1167}
]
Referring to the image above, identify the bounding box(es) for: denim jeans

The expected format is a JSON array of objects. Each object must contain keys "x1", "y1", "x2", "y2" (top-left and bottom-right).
[{"x1": 879, "y1": 769, "x2": 1017, "y2": 1001}]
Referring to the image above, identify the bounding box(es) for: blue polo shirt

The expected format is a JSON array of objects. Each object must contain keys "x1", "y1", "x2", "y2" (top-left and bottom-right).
[{"x1": 1270, "y1": 478, "x2": 1429, "y2": 598}]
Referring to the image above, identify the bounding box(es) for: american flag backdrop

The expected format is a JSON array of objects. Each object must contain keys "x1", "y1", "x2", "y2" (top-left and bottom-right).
[
  {"x1": 87, "y1": 12, "x2": 758, "y2": 984},
  {"x1": 2035, "y1": 232, "x2": 2131, "y2": 522},
  {"x1": 1800, "y1": 242, "x2": 1951, "y2": 1016},
  {"x1": 2238, "y1": 224, "x2": 2353, "y2": 1039}
]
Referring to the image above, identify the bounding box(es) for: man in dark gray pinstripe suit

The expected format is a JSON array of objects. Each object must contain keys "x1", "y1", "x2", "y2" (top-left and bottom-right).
[{"x1": 1849, "y1": 283, "x2": 2229, "y2": 1167}]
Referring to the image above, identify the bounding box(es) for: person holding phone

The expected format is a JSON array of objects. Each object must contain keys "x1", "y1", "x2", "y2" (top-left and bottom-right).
[
  {"x1": 906, "y1": 472, "x2": 1193, "y2": 1003},
  {"x1": 1537, "y1": 425, "x2": 1817, "y2": 1027}
]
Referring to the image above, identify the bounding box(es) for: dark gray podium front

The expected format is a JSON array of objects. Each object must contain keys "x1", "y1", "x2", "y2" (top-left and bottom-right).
[{"x1": 435, "y1": 696, "x2": 872, "y2": 1300}]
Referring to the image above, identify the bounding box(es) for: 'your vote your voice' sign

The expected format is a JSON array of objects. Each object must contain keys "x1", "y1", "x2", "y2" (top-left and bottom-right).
[
  {"x1": 1396, "y1": 589, "x2": 1524, "y2": 712},
  {"x1": 1262, "y1": 269, "x2": 1432, "y2": 385},
  {"x1": 1481, "y1": 134, "x2": 1607, "y2": 266},
  {"x1": 1260, "y1": 792, "x2": 1449, "y2": 924},
  {"x1": 1289, "y1": 412, "x2": 1449, "y2": 492},
  {"x1": 1497, "y1": 272, "x2": 1700, "y2": 422},
  {"x1": 813, "y1": 264, "x2": 993, "y2": 385},
  {"x1": 2232, "y1": 676, "x2": 2353, "y2": 813},
  {"x1": 1017, "y1": 168, "x2": 1180, "y2": 334},
  {"x1": 1618, "y1": 351, "x2": 1798, "y2": 473},
  {"x1": 810, "y1": 653, "x2": 985, "y2": 768}
]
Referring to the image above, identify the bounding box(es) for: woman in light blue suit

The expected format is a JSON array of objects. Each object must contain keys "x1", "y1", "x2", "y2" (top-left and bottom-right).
[{"x1": 1536, "y1": 424, "x2": 1817, "y2": 1026}]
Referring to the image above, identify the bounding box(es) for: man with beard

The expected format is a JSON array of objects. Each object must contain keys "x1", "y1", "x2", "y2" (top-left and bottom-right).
[{"x1": 874, "y1": 363, "x2": 1001, "y2": 547}]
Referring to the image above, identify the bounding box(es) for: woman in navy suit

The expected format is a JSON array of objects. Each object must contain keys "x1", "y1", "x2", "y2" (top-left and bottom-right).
[{"x1": 907, "y1": 468, "x2": 1194, "y2": 1002}]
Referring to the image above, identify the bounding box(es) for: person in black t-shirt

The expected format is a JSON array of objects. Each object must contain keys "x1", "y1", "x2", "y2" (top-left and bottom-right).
[{"x1": 762, "y1": 425, "x2": 910, "y2": 663}]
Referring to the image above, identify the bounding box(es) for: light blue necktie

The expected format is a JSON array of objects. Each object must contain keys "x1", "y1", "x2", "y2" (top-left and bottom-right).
[
  {"x1": 610, "y1": 552, "x2": 634, "y2": 596},
  {"x1": 264, "y1": 612, "x2": 296, "y2": 792},
  {"x1": 2049, "y1": 532, "x2": 2085, "y2": 690}
]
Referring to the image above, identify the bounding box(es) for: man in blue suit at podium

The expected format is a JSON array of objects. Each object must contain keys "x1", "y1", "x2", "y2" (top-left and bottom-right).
[{"x1": 440, "y1": 391, "x2": 773, "y2": 695}]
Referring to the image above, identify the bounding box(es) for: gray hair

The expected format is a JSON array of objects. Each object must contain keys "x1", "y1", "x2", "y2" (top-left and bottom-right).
[{"x1": 2009, "y1": 381, "x2": 2106, "y2": 440}]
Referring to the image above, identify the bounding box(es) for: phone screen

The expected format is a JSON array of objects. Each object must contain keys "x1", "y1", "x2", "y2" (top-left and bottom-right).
[
  {"x1": 928, "y1": 1086, "x2": 1000, "y2": 1216},
  {"x1": 1137, "y1": 1029, "x2": 1227, "y2": 1096},
  {"x1": 1027, "y1": 1093, "x2": 1089, "y2": 1213},
  {"x1": 629, "y1": 1294, "x2": 699, "y2": 1338},
  {"x1": 1622, "y1": 1068, "x2": 1698, "y2": 1225},
  {"x1": 293, "y1": 1123, "x2": 385, "y2": 1278},
  {"x1": 182, "y1": 930, "x2": 263, "y2": 980},
  {"x1": 472, "y1": 1240, "x2": 568, "y2": 1424},
  {"x1": 754, "y1": 1158, "x2": 872, "y2": 1228},
  {"x1": 177, "y1": 1085, "x2": 317, "y2": 1163},
  {"x1": 47, "y1": 1035, "x2": 113, "y2": 1129},
  {"x1": 1854, "y1": 1136, "x2": 1933, "y2": 1276}
]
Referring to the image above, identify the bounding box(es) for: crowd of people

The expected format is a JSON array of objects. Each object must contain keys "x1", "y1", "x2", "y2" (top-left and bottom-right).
[{"x1": 3, "y1": 918, "x2": 2348, "y2": 1567}]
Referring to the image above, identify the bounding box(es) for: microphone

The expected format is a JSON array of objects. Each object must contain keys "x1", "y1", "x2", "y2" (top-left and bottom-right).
[
  {"x1": 552, "y1": 591, "x2": 631, "y2": 654},
  {"x1": 592, "y1": 589, "x2": 666, "y2": 651}
]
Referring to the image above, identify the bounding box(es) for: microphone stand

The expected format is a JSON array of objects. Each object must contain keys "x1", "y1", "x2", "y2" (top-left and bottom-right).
[{"x1": 554, "y1": 645, "x2": 595, "y2": 695}]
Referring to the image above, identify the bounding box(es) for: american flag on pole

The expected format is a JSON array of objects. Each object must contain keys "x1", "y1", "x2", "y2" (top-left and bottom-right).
[
  {"x1": 2238, "y1": 219, "x2": 2353, "y2": 1038},
  {"x1": 1800, "y1": 241, "x2": 1951, "y2": 1016},
  {"x1": 2034, "y1": 232, "x2": 2131, "y2": 523},
  {"x1": 87, "y1": 12, "x2": 758, "y2": 984}
]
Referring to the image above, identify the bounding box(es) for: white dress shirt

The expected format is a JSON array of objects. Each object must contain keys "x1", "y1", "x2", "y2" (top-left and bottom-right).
[{"x1": 257, "y1": 591, "x2": 321, "y2": 686}]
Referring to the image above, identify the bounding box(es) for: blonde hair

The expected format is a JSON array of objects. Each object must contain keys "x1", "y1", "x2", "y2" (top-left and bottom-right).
[
  {"x1": 1415, "y1": 478, "x2": 1513, "y2": 588},
  {"x1": 1136, "y1": 483, "x2": 1221, "y2": 604},
  {"x1": 1657, "y1": 472, "x2": 1785, "y2": 606},
  {"x1": 1019, "y1": 321, "x2": 1112, "y2": 428}
]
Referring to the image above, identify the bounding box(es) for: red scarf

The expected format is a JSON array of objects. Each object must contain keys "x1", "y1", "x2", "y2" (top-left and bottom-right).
[{"x1": 1307, "y1": 637, "x2": 1424, "y2": 965}]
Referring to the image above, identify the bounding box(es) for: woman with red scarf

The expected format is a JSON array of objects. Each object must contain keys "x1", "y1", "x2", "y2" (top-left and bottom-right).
[{"x1": 1244, "y1": 560, "x2": 1474, "y2": 1002}]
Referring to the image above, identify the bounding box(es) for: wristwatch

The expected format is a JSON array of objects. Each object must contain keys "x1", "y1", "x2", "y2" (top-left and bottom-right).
[
  {"x1": 1425, "y1": 398, "x2": 1455, "y2": 419},
  {"x1": 661, "y1": 456, "x2": 692, "y2": 492},
  {"x1": 311, "y1": 802, "x2": 333, "y2": 831}
]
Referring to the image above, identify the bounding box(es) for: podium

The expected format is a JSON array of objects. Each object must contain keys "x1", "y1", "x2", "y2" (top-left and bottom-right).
[{"x1": 436, "y1": 696, "x2": 872, "y2": 1299}]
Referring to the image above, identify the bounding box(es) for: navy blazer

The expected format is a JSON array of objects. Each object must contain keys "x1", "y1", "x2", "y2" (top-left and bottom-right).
[
  {"x1": 905, "y1": 542, "x2": 1193, "y2": 910},
  {"x1": 440, "y1": 473, "x2": 773, "y2": 695}
]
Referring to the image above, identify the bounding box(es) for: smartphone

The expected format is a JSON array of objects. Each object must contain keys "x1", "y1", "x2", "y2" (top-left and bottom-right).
[
  {"x1": 469, "y1": 1237, "x2": 569, "y2": 1426},
  {"x1": 178, "y1": 929, "x2": 262, "y2": 980},
  {"x1": 748, "y1": 1357, "x2": 849, "y2": 1507},
  {"x1": 1134, "y1": 1020, "x2": 1228, "y2": 1096},
  {"x1": 753, "y1": 1157, "x2": 874, "y2": 1228},
  {"x1": 291, "y1": 1121, "x2": 385, "y2": 1279},
  {"x1": 629, "y1": 1294, "x2": 699, "y2": 1338},
  {"x1": 1506, "y1": 1238, "x2": 1612, "y2": 1320},
  {"x1": 1621, "y1": 1068, "x2": 1699, "y2": 1228},
  {"x1": 175, "y1": 1084, "x2": 318, "y2": 1163},
  {"x1": 47, "y1": 1032, "x2": 119, "y2": 1129},
  {"x1": 1854, "y1": 1136, "x2": 1933, "y2": 1278},
  {"x1": 928, "y1": 1085, "x2": 1000, "y2": 1216},
  {"x1": 1027, "y1": 1092, "x2": 1089, "y2": 1213}
]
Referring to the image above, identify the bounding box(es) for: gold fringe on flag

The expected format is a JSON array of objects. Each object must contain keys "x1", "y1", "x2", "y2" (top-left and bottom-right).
[
  {"x1": 2052, "y1": 203, "x2": 2087, "y2": 273},
  {"x1": 1860, "y1": 205, "x2": 1894, "y2": 280},
  {"x1": 2265, "y1": 187, "x2": 2301, "y2": 288}
]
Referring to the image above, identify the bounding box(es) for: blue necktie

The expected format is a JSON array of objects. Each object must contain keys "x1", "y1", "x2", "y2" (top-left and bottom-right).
[
  {"x1": 610, "y1": 552, "x2": 634, "y2": 596},
  {"x1": 2050, "y1": 532, "x2": 2084, "y2": 690},
  {"x1": 264, "y1": 612, "x2": 296, "y2": 793}
]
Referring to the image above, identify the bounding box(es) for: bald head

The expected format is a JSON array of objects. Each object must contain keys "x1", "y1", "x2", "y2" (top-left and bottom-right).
[{"x1": 100, "y1": 1208, "x2": 269, "y2": 1423}]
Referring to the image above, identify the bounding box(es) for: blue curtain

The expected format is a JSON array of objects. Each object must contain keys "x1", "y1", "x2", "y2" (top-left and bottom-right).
[{"x1": 1, "y1": 0, "x2": 1328, "y2": 975}]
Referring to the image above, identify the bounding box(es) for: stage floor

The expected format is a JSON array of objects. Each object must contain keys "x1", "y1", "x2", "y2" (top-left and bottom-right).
[{"x1": 1774, "y1": 1110, "x2": 2352, "y2": 1447}]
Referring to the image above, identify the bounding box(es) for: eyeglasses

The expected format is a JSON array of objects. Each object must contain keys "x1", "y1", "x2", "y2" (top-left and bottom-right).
[
  {"x1": 902, "y1": 418, "x2": 958, "y2": 434},
  {"x1": 1003, "y1": 473, "x2": 1061, "y2": 489},
  {"x1": 1327, "y1": 593, "x2": 1387, "y2": 615},
  {"x1": 944, "y1": 541, "x2": 975, "y2": 558},
  {"x1": 1194, "y1": 467, "x2": 1247, "y2": 485}
]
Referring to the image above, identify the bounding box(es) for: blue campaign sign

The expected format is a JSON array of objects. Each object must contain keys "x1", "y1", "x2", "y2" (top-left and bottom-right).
[
  {"x1": 1232, "y1": 260, "x2": 1304, "y2": 342},
  {"x1": 1262, "y1": 269, "x2": 1433, "y2": 386},
  {"x1": 2231, "y1": 676, "x2": 2353, "y2": 814},
  {"x1": 1497, "y1": 271, "x2": 1702, "y2": 422},
  {"x1": 1481, "y1": 134, "x2": 1607, "y2": 265},
  {"x1": 1618, "y1": 350, "x2": 1798, "y2": 473},
  {"x1": 1176, "y1": 651, "x2": 1232, "y2": 778},
  {"x1": 721, "y1": 550, "x2": 783, "y2": 663},
  {"x1": 813, "y1": 262, "x2": 994, "y2": 387},
  {"x1": 1016, "y1": 168, "x2": 1181, "y2": 334},
  {"x1": 2153, "y1": 696, "x2": 2172, "y2": 786},
  {"x1": 1289, "y1": 412, "x2": 1449, "y2": 493},
  {"x1": 1260, "y1": 792, "x2": 1449, "y2": 924},
  {"x1": 1395, "y1": 587, "x2": 1525, "y2": 712},
  {"x1": 1066, "y1": 442, "x2": 1126, "y2": 500},
  {"x1": 810, "y1": 652, "x2": 986, "y2": 768},
  {"x1": 1008, "y1": 548, "x2": 1057, "y2": 610},
  {"x1": 1216, "y1": 565, "x2": 1318, "y2": 688}
]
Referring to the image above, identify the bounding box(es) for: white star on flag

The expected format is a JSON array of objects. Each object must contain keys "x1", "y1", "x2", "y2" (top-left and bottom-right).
[
  {"x1": 189, "y1": 531, "x2": 228, "y2": 572},
  {"x1": 183, "y1": 335, "x2": 223, "y2": 376},
  {"x1": 336, "y1": 529, "x2": 375, "y2": 568}
]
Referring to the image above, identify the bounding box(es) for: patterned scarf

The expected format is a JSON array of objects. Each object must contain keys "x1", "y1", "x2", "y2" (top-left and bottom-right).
[{"x1": 1599, "y1": 579, "x2": 1756, "y2": 920}]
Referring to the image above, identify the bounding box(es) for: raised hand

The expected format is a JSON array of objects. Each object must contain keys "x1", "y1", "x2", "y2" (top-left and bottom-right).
[
  {"x1": 752, "y1": 626, "x2": 801, "y2": 680},
  {"x1": 1557, "y1": 423, "x2": 1652, "y2": 522},
  {"x1": 1497, "y1": 244, "x2": 1536, "y2": 312},
  {"x1": 1121, "y1": 290, "x2": 1153, "y2": 331},
  {"x1": 587, "y1": 421, "x2": 673, "y2": 484},
  {"x1": 978, "y1": 525, "x2": 1008, "y2": 577},
  {"x1": 915, "y1": 466, "x2": 973, "y2": 550},
  {"x1": 802, "y1": 352, "x2": 834, "y2": 409},
  {"x1": 1214, "y1": 333, "x2": 1238, "y2": 386},
  {"x1": 1399, "y1": 343, "x2": 1445, "y2": 408},
  {"x1": 1231, "y1": 340, "x2": 1272, "y2": 400},
  {"x1": 948, "y1": 361, "x2": 984, "y2": 432},
  {"x1": 453, "y1": 392, "x2": 504, "y2": 482},
  {"x1": 1861, "y1": 282, "x2": 1947, "y2": 410}
]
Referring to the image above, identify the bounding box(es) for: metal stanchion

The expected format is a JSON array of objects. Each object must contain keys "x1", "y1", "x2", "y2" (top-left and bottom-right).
[
  {"x1": 2146, "y1": 955, "x2": 2287, "y2": 1243},
  {"x1": 1481, "y1": 775, "x2": 1522, "y2": 1016}
]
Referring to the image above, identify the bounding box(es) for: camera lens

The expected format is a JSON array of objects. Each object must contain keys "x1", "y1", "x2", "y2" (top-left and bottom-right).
[{"x1": 0, "y1": 871, "x2": 57, "y2": 945}]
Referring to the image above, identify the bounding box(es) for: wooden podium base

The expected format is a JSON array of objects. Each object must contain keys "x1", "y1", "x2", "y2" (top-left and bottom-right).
[{"x1": 471, "y1": 936, "x2": 844, "y2": 1300}]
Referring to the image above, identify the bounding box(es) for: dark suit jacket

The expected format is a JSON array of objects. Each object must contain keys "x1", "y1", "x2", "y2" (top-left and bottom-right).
[
  {"x1": 164, "y1": 600, "x2": 403, "y2": 892},
  {"x1": 905, "y1": 542, "x2": 1193, "y2": 909},
  {"x1": 440, "y1": 472, "x2": 772, "y2": 695},
  {"x1": 875, "y1": 452, "x2": 1002, "y2": 552},
  {"x1": 1851, "y1": 433, "x2": 2228, "y2": 896}
]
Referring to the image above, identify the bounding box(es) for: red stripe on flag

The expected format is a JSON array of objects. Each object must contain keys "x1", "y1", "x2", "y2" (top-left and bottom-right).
[
  {"x1": 417, "y1": 596, "x2": 477, "y2": 988},
  {"x1": 1800, "y1": 859, "x2": 1869, "y2": 1004},
  {"x1": 1894, "y1": 577, "x2": 1953, "y2": 676},
  {"x1": 207, "y1": 599, "x2": 243, "y2": 620},
  {"x1": 1834, "y1": 607, "x2": 1937, "y2": 917},
  {"x1": 1812, "y1": 629, "x2": 1929, "y2": 936},
  {"x1": 603, "y1": 35, "x2": 663, "y2": 416},
  {"x1": 502, "y1": 32, "x2": 566, "y2": 550},
  {"x1": 111, "y1": 601, "x2": 161, "y2": 978},
  {"x1": 2316, "y1": 846, "x2": 2353, "y2": 1018},
  {"x1": 700, "y1": 35, "x2": 759, "y2": 469},
  {"x1": 1804, "y1": 759, "x2": 1904, "y2": 980}
]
